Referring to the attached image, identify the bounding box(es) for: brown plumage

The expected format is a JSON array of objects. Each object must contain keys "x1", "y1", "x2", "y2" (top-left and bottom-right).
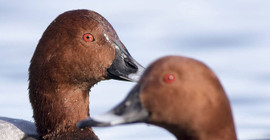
[
  {"x1": 29, "y1": 9, "x2": 142, "y2": 140},
  {"x1": 139, "y1": 56, "x2": 237, "y2": 140},
  {"x1": 79, "y1": 56, "x2": 237, "y2": 140}
]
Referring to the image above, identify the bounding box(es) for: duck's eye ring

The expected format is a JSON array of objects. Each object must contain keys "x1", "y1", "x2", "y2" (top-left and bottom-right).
[
  {"x1": 83, "y1": 33, "x2": 94, "y2": 42},
  {"x1": 163, "y1": 74, "x2": 175, "y2": 84}
]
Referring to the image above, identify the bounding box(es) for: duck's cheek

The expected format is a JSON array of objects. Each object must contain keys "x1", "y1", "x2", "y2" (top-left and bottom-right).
[
  {"x1": 102, "y1": 45, "x2": 115, "y2": 67},
  {"x1": 88, "y1": 43, "x2": 115, "y2": 67},
  {"x1": 140, "y1": 90, "x2": 155, "y2": 116},
  {"x1": 140, "y1": 88, "x2": 166, "y2": 120}
]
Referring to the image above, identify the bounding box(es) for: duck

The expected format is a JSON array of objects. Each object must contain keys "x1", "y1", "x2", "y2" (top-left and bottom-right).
[
  {"x1": 0, "y1": 9, "x2": 144, "y2": 140},
  {"x1": 78, "y1": 56, "x2": 237, "y2": 140}
]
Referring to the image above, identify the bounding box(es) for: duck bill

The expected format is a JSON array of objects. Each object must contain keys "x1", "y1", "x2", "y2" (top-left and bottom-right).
[
  {"x1": 106, "y1": 40, "x2": 144, "y2": 82},
  {"x1": 77, "y1": 85, "x2": 149, "y2": 128}
]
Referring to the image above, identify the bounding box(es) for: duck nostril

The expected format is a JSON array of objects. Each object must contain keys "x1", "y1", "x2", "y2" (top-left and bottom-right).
[{"x1": 124, "y1": 58, "x2": 138, "y2": 71}]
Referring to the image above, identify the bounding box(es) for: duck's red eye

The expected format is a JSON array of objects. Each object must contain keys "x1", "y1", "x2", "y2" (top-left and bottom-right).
[
  {"x1": 163, "y1": 74, "x2": 175, "y2": 84},
  {"x1": 83, "y1": 33, "x2": 94, "y2": 42}
]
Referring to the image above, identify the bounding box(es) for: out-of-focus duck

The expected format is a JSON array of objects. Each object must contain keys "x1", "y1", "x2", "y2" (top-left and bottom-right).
[{"x1": 78, "y1": 56, "x2": 237, "y2": 140}]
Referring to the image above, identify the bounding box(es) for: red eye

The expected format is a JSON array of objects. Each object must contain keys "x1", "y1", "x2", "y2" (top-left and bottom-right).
[
  {"x1": 83, "y1": 33, "x2": 94, "y2": 42},
  {"x1": 163, "y1": 74, "x2": 175, "y2": 84}
]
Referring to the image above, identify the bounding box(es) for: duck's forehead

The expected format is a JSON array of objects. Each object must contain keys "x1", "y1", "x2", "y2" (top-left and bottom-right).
[
  {"x1": 54, "y1": 10, "x2": 113, "y2": 31},
  {"x1": 139, "y1": 57, "x2": 187, "y2": 85},
  {"x1": 147, "y1": 56, "x2": 200, "y2": 75},
  {"x1": 83, "y1": 12, "x2": 118, "y2": 40},
  {"x1": 146, "y1": 58, "x2": 178, "y2": 76}
]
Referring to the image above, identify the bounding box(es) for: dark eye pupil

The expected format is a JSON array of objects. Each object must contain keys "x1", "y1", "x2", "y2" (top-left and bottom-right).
[{"x1": 86, "y1": 36, "x2": 90, "y2": 39}]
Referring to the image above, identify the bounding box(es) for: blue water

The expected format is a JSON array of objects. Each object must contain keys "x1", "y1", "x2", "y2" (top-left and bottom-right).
[{"x1": 0, "y1": 0, "x2": 270, "y2": 139}]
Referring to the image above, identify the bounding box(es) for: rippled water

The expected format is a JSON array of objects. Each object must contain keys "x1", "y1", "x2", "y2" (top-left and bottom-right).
[{"x1": 0, "y1": 0, "x2": 270, "y2": 139}]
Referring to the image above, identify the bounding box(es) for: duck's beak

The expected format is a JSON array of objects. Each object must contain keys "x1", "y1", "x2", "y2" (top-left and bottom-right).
[
  {"x1": 77, "y1": 85, "x2": 149, "y2": 128},
  {"x1": 106, "y1": 40, "x2": 144, "y2": 82}
]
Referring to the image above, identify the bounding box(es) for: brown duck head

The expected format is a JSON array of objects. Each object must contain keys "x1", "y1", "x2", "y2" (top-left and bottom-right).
[
  {"x1": 79, "y1": 56, "x2": 237, "y2": 140},
  {"x1": 29, "y1": 9, "x2": 144, "y2": 139}
]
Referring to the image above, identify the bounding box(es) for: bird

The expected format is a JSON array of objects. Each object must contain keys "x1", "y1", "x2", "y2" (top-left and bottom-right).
[
  {"x1": 78, "y1": 56, "x2": 237, "y2": 140},
  {"x1": 0, "y1": 9, "x2": 144, "y2": 140}
]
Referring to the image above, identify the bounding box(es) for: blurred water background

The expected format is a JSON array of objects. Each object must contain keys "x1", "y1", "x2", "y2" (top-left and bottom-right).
[{"x1": 0, "y1": 0, "x2": 270, "y2": 139}]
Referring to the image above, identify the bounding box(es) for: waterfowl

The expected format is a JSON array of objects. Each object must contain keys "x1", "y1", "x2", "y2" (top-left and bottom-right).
[
  {"x1": 78, "y1": 56, "x2": 237, "y2": 140},
  {"x1": 0, "y1": 9, "x2": 144, "y2": 140}
]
